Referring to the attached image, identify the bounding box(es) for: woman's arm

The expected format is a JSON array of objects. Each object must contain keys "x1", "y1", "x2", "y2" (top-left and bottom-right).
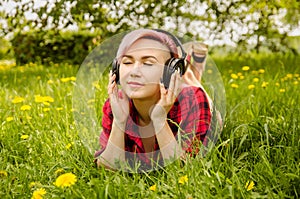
[{"x1": 97, "y1": 121, "x2": 125, "y2": 169}]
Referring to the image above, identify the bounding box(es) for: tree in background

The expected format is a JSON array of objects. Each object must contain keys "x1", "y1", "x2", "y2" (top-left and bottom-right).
[{"x1": 0, "y1": 0, "x2": 299, "y2": 54}]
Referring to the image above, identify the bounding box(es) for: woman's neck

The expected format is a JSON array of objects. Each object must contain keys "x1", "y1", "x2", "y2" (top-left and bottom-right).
[{"x1": 133, "y1": 97, "x2": 159, "y2": 126}]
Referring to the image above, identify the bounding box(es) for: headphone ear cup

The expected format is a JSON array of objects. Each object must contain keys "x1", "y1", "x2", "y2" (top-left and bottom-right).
[
  {"x1": 112, "y1": 58, "x2": 120, "y2": 84},
  {"x1": 162, "y1": 58, "x2": 186, "y2": 89},
  {"x1": 162, "y1": 58, "x2": 177, "y2": 89}
]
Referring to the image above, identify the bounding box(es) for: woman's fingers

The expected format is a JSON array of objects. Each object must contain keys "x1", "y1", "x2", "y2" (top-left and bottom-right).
[{"x1": 167, "y1": 69, "x2": 181, "y2": 103}]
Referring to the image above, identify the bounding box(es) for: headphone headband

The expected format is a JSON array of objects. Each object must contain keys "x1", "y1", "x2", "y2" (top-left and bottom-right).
[{"x1": 153, "y1": 29, "x2": 187, "y2": 59}]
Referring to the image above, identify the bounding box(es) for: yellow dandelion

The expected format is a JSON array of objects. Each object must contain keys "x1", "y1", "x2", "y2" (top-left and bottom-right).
[
  {"x1": 55, "y1": 168, "x2": 65, "y2": 175},
  {"x1": 242, "y1": 66, "x2": 250, "y2": 71},
  {"x1": 275, "y1": 82, "x2": 280, "y2": 86},
  {"x1": 149, "y1": 184, "x2": 157, "y2": 191},
  {"x1": 261, "y1": 81, "x2": 269, "y2": 88},
  {"x1": 36, "y1": 76, "x2": 41, "y2": 80},
  {"x1": 21, "y1": 105, "x2": 31, "y2": 111},
  {"x1": 253, "y1": 78, "x2": 259, "y2": 83},
  {"x1": 66, "y1": 143, "x2": 72, "y2": 149},
  {"x1": 26, "y1": 115, "x2": 32, "y2": 120},
  {"x1": 70, "y1": 76, "x2": 76, "y2": 81},
  {"x1": 286, "y1": 74, "x2": 293, "y2": 79},
  {"x1": 43, "y1": 96, "x2": 54, "y2": 103},
  {"x1": 237, "y1": 72, "x2": 243, "y2": 76},
  {"x1": 56, "y1": 107, "x2": 63, "y2": 111},
  {"x1": 251, "y1": 70, "x2": 259, "y2": 75},
  {"x1": 295, "y1": 74, "x2": 299, "y2": 77},
  {"x1": 239, "y1": 75, "x2": 245, "y2": 80},
  {"x1": 258, "y1": 69, "x2": 265, "y2": 74},
  {"x1": 279, "y1": 88, "x2": 285, "y2": 93},
  {"x1": 34, "y1": 95, "x2": 54, "y2": 103},
  {"x1": 54, "y1": 173, "x2": 77, "y2": 188},
  {"x1": 245, "y1": 180, "x2": 255, "y2": 191},
  {"x1": 32, "y1": 188, "x2": 46, "y2": 199},
  {"x1": 60, "y1": 77, "x2": 70, "y2": 82},
  {"x1": 29, "y1": 182, "x2": 37, "y2": 188},
  {"x1": 42, "y1": 101, "x2": 50, "y2": 106},
  {"x1": 21, "y1": 135, "x2": 29, "y2": 140},
  {"x1": 0, "y1": 170, "x2": 8, "y2": 177},
  {"x1": 231, "y1": 73, "x2": 238, "y2": 79},
  {"x1": 12, "y1": 96, "x2": 25, "y2": 104},
  {"x1": 230, "y1": 83, "x2": 239, "y2": 88},
  {"x1": 248, "y1": 85, "x2": 255, "y2": 90},
  {"x1": 92, "y1": 81, "x2": 101, "y2": 90},
  {"x1": 43, "y1": 108, "x2": 50, "y2": 112},
  {"x1": 178, "y1": 175, "x2": 188, "y2": 184},
  {"x1": 6, "y1": 117, "x2": 14, "y2": 122},
  {"x1": 47, "y1": 80, "x2": 54, "y2": 84},
  {"x1": 293, "y1": 81, "x2": 298, "y2": 85}
]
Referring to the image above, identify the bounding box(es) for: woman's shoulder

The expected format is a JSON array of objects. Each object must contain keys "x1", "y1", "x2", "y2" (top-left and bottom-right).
[{"x1": 180, "y1": 84, "x2": 206, "y2": 96}]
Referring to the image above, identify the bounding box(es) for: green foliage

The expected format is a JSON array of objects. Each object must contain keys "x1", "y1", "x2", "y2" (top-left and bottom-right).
[
  {"x1": 0, "y1": 37, "x2": 13, "y2": 60},
  {"x1": 11, "y1": 30, "x2": 101, "y2": 65},
  {"x1": 1, "y1": 0, "x2": 300, "y2": 55},
  {"x1": 0, "y1": 54, "x2": 299, "y2": 198}
]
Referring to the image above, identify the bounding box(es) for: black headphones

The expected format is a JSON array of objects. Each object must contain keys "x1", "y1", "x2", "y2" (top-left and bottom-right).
[{"x1": 112, "y1": 29, "x2": 186, "y2": 89}]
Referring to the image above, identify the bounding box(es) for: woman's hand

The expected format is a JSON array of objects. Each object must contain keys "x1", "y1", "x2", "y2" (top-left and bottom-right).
[
  {"x1": 108, "y1": 71, "x2": 129, "y2": 128},
  {"x1": 150, "y1": 69, "x2": 182, "y2": 129}
]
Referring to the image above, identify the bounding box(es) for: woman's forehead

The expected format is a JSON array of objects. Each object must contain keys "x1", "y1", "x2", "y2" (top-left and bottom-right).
[{"x1": 125, "y1": 38, "x2": 170, "y2": 54}]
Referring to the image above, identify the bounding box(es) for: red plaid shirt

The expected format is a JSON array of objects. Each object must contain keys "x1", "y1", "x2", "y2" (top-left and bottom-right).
[{"x1": 95, "y1": 86, "x2": 211, "y2": 167}]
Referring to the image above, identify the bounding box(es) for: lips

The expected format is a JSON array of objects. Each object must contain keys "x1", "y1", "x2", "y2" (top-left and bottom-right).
[{"x1": 127, "y1": 81, "x2": 145, "y2": 88}]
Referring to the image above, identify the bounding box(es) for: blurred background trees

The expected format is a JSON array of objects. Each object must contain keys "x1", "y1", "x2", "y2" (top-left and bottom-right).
[{"x1": 0, "y1": 0, "x2": 299, "y2": 65}]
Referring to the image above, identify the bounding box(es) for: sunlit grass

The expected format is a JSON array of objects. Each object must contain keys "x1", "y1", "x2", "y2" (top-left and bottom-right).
[{"x1": 0, "y1": 54, "x2": 299, "y2": 198}]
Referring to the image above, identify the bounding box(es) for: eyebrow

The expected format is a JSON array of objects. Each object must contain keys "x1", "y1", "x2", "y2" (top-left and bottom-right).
[{"x1": 122, "y1": 55, "x2": 159, "y2": 61}]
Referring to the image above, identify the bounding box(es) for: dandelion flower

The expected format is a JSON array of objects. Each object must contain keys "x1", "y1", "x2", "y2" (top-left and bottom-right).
[
  {"x1": 12, "y1": 96, "x2": 25, "y2": 104},
  {"x1": 47, "y1": 80, "x2": 54, "y2": 84},
  {"x1": 0, "y1": 170, "x2": 8, "y2": 177},
  {"x1": 149, "y1": 184, "x2": 156, "y2": 191},
  {"x1": 178, "y1": 175, "x2": 188, "y2": 184},
  {"x1": 242, "y1": 66, "x2": 250, "y2": 71},
  {"x1": 54, "y1": 173, "x2": 77, "y2": 188},
  {"x1": 239, "y1": 75, "x2": 245, "y2": 80},
  {"x1": 248, "y1": 85, "x2": 255, "y2": 90},
  {"x1": 56, "y1": 107, "x2": 63, "y2": 111},
  {"x1": 261, "y1": 81, "x2": 269, "y2": 88},
  {"x1": 230, "y1": 83, "x2": 239, "y2": 88},
  {"x1": 6, "y1": 117, "x2": 14, "y2": 122},
  {"x1": 258, "y1": 69, "x2": 265, "y2": 74},
  {"x1": 21, "y1": 135, "x2": 29, "y2": 140},
  {"x1": 65, "y1": 143, "x2": 72, "y2": 149},
  {"x1": 35, "y1": 95, "x2": 54, "y2": 103},
  {"x1": 275, "y1": 82, "x2": 280, "y2": 86},
  {"x1": 237, "y1": 72, "x2": 243, "y2": 76},
  {"x1": 253, "y1": 78, "x2": 259, "y2": 83},
  {"x1": 230, "y1": 73, "x2": 238, "y2": 79},
  {"x1": 279, "y1": 88, "x2": 285, "y2": 93},
  {"x1": 293, "y1": 81, "x2": 298, "y2": 85},
  {"x1": 21, "y1": 105, "x2": 31, "y2": 111},
  {"x1": 43, "y1": 108, "x2": 50, "y2": 112},
  {"x1": 245, "y1": 180, "x2": 255, "y2": 191},
  {"x1": 32, "y1": 188, "x2": 46, "y2": 199},
  {"x1": 286, "y1": 74, "x2": 293, "y2": 79}
]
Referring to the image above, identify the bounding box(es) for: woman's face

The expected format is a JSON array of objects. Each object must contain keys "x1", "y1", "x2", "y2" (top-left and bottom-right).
[{"x1": 119, "y1": 38, "x2": 171, "y2": 100}]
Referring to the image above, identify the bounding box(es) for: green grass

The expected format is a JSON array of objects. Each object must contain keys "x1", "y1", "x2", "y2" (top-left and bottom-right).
[{"x1": 0, "y1": 53, "x2": 299, "y2": 198}]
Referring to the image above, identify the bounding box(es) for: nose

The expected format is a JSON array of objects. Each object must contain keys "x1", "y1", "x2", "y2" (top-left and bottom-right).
[{"x1": 130, "y1": 61, "x2": 142, "y2": 77}]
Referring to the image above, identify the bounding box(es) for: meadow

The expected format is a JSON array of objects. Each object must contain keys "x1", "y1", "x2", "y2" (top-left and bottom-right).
[{"x1": 0, "y1": 53, "x2": 299, "y2": 198}]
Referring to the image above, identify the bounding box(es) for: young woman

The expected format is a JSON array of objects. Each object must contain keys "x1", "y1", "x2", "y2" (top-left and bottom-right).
[{"x1": 94, "y1": 29, "x2": 211, "y2": 171}]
